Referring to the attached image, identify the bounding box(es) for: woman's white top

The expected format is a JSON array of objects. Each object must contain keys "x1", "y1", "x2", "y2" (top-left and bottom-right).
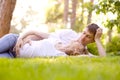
[{"x1": 19, "y1": 29, "x2": 79, "y2": 58}]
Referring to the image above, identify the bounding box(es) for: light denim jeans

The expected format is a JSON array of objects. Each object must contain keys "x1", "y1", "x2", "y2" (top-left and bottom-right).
[{"x1": 0, "y1": 33, "x2": 19, "y2": 58}]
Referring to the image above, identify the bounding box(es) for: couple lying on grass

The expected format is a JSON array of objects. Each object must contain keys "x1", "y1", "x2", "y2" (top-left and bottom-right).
[{"x1": 0, "y1": 23, "x2": 106, "y2": 58}]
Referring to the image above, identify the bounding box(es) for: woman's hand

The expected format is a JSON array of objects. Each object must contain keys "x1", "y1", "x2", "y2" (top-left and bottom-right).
[
  {"x1": 23, "y1": 38, "x2": 32, "y2": 46},
  {"x1": 13, "y1": 38, "x2": 24, "y2": 55},
  {"x1": 14, "y1": 38, "x2": 33, "y2": 56}
]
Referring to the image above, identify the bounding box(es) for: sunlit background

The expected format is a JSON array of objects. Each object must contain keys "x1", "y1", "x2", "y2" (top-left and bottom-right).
[
  {"x1": 11, "y1": 0, "x2": 115, "y2": 33},
  {"x1": 10, "y1": 0, "x2": 118, "y2": 41},
  {"x1": 11, "y1": 0, "x2": 50, "y2": 33},
  {"x1": 9, "y1": 0, "x2": 120, "y2": 56}
]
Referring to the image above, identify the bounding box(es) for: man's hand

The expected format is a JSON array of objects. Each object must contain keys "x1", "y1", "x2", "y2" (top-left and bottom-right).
[
  {"x1": 94, "y1": 28, "x2": 106, "y2": 56},
  {"x1": 94, "y1": 28, "x2": 102, "y2": 41}
]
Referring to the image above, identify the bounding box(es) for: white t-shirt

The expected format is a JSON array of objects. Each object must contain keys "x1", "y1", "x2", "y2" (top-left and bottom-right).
[
  {"x1": 19, "y1": 39, "x2": 67, "y2": 58},
  {"x1": 49, "y1": 29, "x2": 80, "y2": 45},
  {"x1": 19, "y1": 29, "x2": 79, "y2": 58}
]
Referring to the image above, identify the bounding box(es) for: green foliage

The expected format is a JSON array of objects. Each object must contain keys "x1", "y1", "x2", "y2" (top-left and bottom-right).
[
  {"x1": 87, "y1": 43, "x2": 98, "y2": 55},
  {"x1": 95, "y1": 0, "x2": 120, "y2": 14},
  {"x1": 87, "y1": 34, "x2": 106, "y2": 56},
  {"x1": 95, "y1": 0, "x2": 120, "y2": 32},
  {"x1": 0, "y1": 57, "x2": 120, "y2": 80},
  {"x1": 106, "y1": 35, "x2": 120, "y2": 55},
  {"x1": 83, "y1": 2, "x2": 94, "y2": 13},
  {"x1": 45, "y1": 0, "x2": 63, "y2": 23},
  {"x1": 74, "y1": 17, "x2": 85, "y2": 32}
]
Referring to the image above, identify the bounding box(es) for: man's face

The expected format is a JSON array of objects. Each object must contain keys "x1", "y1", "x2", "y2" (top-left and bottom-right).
[{"x1": 78, "y1": 28, "x2": 95, "y2": 46}]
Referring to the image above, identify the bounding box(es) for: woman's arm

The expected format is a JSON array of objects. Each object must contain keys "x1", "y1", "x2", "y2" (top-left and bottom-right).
[
  {"x1": 95, "y1": 28, "x2": 106, "y2": 57},
  {"x1": 14, "y1": 30, "x2": 50, "y2": 55}
]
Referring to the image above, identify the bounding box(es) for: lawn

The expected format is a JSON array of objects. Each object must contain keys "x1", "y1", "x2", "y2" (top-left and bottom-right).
[{"x1": 0, "y1": 56, "x2": 120, "y2": 80}]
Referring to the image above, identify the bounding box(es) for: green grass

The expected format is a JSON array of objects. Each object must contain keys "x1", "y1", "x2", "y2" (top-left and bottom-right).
[{"x1": 0, "y1": 56, "x2": 120, "y2": 80}]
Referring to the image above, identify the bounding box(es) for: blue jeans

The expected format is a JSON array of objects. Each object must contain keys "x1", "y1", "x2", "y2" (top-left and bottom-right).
[{"x1": 0, "y1": 33, "x2": 19, "y2": 58}]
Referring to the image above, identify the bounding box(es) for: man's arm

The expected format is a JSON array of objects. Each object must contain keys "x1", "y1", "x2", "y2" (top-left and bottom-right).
[
  {"x1": 19, "y1": 30, "x2": 50, "y2": 40},
  {"x1": 95, "y1": 28, "x2": 106, "y2": 57}
]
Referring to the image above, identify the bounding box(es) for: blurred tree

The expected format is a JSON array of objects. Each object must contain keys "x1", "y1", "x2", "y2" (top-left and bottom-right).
[
  {"x1": 96, "y1": 0, "x2": 120, "y2": 42},
  {"x1": 80, "y1": 0, "x2": 84, "y2": 25},
  {"x1": 106, "y1": 35, "x2": 120, "y2": 55},
  {"x1": 75, "y1": 0, "x2": 95, "y2": 32},
  {"x1": 70, "y1": 0, "x2": 77, "y2": 29},
  {"x1": 0, "y1": 0, "x2": 16, "y2": 37},
  {"x1": 46, "y1": 0, "x2": 78, "y2": 29},
  {"x1": 45, "y1": 0, "x2": 94, "y2": 31},
  {"x1": 74, "y1": 0, "x2": 85, "y2": 32},
  {"x1": 87, "y1": 0, "x2": 94, "y2": 24},
  {"x1": 64, "y1": 0, "x2": 69, "y2": 26},
  {"x1": 45, "y1": 0, "x2": 63, "y2": 23}
]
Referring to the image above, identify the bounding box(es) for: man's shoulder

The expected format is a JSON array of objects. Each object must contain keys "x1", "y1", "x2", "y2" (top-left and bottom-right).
[
  {"x1": 58, "y1": 29, "x2": 77, "y2": 34},
  {"x1": 55, "y1": 29, "x2": 75, "y2": 32}
]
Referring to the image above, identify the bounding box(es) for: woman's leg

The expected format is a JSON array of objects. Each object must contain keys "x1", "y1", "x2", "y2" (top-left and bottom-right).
[{"x1": 0, "y1": 33, "x2": 19, "y2": 56}]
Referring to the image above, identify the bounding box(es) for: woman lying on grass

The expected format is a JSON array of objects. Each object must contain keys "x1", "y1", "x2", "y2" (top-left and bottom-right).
[{"x1": 17, "y1": 38, "x2": 88, "y2": 58}]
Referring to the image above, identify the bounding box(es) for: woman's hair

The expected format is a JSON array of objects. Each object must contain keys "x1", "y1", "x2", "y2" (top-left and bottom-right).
[
  {"x1": 87, "y1": 23, "x2": 100, "y2": 36},
  {"x1": 64, "y1": 41, "x2": 88, "y2": 56},
  {"x1": 65, "y1": 47, "x2": 88, "y2": 56}
]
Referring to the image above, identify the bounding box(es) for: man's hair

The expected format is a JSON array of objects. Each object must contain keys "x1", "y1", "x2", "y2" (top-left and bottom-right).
[{"x1": 87, "y1": 23, "x2": 99, "y2": 36}]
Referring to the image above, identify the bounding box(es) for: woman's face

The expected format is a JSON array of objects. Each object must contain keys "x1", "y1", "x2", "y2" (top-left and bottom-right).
[{"x1": 65, "y1": 41, "x2": 85, "y2": 55}]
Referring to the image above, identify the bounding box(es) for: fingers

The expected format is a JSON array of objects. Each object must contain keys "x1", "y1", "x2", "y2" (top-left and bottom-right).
[
  {"x1": 94, "y1": 28, "x2": 103, "y2": 41},
  {"x1": 29, "y1": 40, "x2": 32, "y2": 45},
  {"x1": 15, "y1": 39, "x2": 23, "y2": 55},
  {"x1": 23, "y1": 39, "x2": 32, "y2": 45},
  {"x1": 97, "y1": 28, "x2": 102, "y2": 34},
  {"x1": 15, "y1": 46, "x2": 20, "y2": 55},
  {"x1": 15, "y1": 38, "x2": 32, "y2": 56}
]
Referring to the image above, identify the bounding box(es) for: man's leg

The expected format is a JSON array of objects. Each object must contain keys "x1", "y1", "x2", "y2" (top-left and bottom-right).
[
  {"x1": 0, "y1": 52, "x2": 13, "y2": 58},
  {"x1": 0, "y1": 33, "x2": 19, "y2": 57}
]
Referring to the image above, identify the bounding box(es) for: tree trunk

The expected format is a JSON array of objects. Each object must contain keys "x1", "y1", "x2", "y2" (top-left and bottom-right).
[
  {"x1": 64, "y1": 0, "x2": 69, "y2": 26},
  {"x1": 87, "y1": 0, "x2": 94, "y2": 24},
  {"x1": 0, "y1": 0, "x2": 16, "y2": 37},
  {"x1": 70, "y1": 0, "x2": 77, "y2": 29},
  {"x1": 107, "y1": 29, "x2": 112, "y2": 42},
  {"x1": 81, "y1": 0, "x2": 84, "y2": 25}
]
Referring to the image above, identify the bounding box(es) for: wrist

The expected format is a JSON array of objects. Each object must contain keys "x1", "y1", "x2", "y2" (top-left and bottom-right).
[
  {"x1": 18, "y1": 37, "x2": 23, "y2": 40},
  {"x1": 95, "y1": 39, "x2": 100, "y2": 42}
]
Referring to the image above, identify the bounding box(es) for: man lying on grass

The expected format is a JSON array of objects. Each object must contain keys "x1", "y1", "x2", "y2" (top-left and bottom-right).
[
  {"x1": 0, "y1": 31, "x2": 88, "y2": 58},
  {"x1": 0, "y1": 23, "x2": 106, "y2": 58}
]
